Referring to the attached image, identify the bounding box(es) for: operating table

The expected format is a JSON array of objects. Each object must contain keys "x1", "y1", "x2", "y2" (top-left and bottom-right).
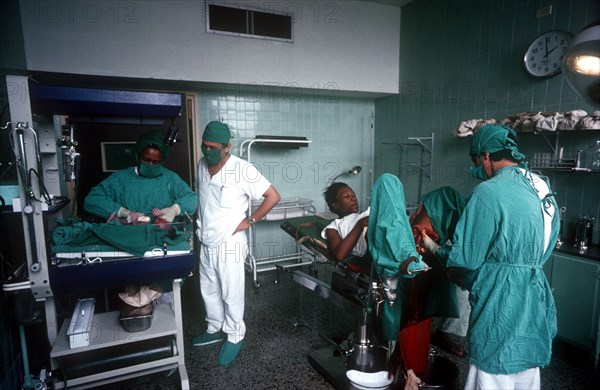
[{"x1": 280, "y1": 215, "x2": 459, "y2": 389}]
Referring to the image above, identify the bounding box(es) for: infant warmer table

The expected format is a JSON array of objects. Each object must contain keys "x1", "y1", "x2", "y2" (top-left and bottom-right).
[{"x1": 48, "y1": 220, "x2": 194, "y2": 389}]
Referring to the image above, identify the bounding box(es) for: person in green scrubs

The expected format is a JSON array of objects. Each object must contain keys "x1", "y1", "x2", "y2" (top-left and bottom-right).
[
  {"x1": 414, "y1": 186, "x2": 470, "y2": 357},
  {"x1": 422, "y1": 124, "x2": 559, "y2": 389},
  {"x1": 84, "y1": 130, "x2": 197, "y2": 222}
]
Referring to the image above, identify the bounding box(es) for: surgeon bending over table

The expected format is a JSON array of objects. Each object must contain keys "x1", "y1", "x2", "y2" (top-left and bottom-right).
[
  {"x1": 422, "y1": 124, "x2": 559, "y2": 390},
  {"x1": 84, "y1": 130, "x2": 198, "y2": 223}
]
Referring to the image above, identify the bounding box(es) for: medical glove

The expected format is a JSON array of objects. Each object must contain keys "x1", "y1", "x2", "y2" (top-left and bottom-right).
[
  {"x1": 117, "y1": 207, "x2": 131, "y2": 218},
  {"x1": 118, "y1": 207, "x2": 146, "y2": 220},
  {"x1": 156, "y1": 204, "x2": 180, "y2": 223},
  {"x1": 421, "y1": 233, "x2": 441, "y2": 254},
  {"x1": 117, "y1": 207, "x2": 147, "y2": 224}
]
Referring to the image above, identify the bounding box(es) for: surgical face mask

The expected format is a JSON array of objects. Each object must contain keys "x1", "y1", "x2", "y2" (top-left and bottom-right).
[
  {"x1": 470, "y1": 164, "x2": 489, "y2": 181},
  {"x1": 139, "y1": 162, "x2": 163, "y2": 178},
  {"x1": 202, "y1": 145, "x2": 226, "y2": 166}
]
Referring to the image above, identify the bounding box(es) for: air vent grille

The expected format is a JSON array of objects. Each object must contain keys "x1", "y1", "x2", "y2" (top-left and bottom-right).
[{"x1": 206, "y1": 3, "x2": 293, "y2": 42}]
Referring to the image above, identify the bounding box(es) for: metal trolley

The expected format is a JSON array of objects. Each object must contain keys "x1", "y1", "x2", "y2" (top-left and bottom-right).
[{"x1": 239, "y1": 136, "x2": 312, "y2": 287}]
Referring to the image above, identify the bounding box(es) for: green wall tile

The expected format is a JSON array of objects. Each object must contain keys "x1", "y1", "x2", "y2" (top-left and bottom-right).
[{"x1": 375, "y1": 0, "x2": 600, "y2": 208}]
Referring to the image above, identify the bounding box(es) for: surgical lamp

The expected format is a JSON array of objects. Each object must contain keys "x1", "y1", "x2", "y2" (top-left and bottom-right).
[
  {"x1": 331, "y1": 165, "x2": 362, "y2": 183},
  {"x1": 562, "y1": 20, "x2": 600, "y2": 107}
]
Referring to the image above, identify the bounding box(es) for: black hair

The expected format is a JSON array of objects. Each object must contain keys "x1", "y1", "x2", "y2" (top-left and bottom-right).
[
  {"x1": 323, "y1": 182, "x2": 349, "y2": 212},
  {"x1": 488, "y1": 149, "x2": 516, "y2": 162}
]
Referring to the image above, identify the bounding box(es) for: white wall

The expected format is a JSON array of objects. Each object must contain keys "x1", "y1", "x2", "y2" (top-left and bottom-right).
[{"x1": 20, "y1": 0, "x2": 400, "y2": 95}]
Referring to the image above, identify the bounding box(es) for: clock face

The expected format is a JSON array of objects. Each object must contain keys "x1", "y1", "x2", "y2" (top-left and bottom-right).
[{"x1": 524, "y1": 30, "x2": 572, "y2": 78}]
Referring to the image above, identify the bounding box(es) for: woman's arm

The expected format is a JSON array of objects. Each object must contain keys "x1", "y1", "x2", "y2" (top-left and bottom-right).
[{"x1": 325, "y1": 216, "x2": 369, "y2": 262}]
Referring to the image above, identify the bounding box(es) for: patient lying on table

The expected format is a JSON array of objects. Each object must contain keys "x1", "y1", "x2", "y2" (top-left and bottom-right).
[{"x1": 321, "y1": 182, "x2": 371, "y2": 271}]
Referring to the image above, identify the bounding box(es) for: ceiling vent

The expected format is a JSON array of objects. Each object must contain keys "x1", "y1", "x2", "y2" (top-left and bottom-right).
[{"x1": 206, "y1": 2, "x2": 293, "y2": 42}]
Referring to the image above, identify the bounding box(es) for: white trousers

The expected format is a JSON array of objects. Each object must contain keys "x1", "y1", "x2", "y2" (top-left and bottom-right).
[
  {"x1": 199, "y1": 231, "x2": 247, "y2": 343},
  {"x1": 438, "y1": 285, "x2": 471, "y2": 337},
  {"x1": 465, "y1": 365, "x2": 540, "y2": 390}
]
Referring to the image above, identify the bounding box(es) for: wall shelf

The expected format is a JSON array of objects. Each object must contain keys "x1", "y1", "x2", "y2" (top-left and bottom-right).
[
  {"x1": 382, "y1": 132, "x2": 434, "y2": 204},
  {"x1": 524, "y1": 130, "x2": 600, "y2": 173}
]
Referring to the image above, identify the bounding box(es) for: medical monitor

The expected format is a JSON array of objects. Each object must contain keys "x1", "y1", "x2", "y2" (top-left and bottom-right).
[{"x1": 101, "y1": 142, "x2": 137, "y2": 172}]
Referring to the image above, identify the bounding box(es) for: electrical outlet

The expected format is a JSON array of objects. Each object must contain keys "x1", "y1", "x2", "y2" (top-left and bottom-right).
[{"x1": 536, "y1": 5, "x2": 552, "y2": 18}]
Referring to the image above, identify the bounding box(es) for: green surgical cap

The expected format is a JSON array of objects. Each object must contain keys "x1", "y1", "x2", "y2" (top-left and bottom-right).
[
  {"x1": 469, "y1": 124, "x2": 525, "y2": 161},
  {"x1": 421, "y1": 186, "x2": 466, "y2": 244},
  {"x1": 135, "y1": 130, "x2": 169, "y2": 159},
  {"x1": 202, "y1": 121, "x2": 232, "y2": 144}
]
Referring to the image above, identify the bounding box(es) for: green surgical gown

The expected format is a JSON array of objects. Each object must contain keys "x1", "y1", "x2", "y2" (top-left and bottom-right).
[
  {"x1": 84, "y1": 167, "x2": 198, "y2": 219},
  {"x1": 437, "y1": 166, "x2": 559, "y2": 374}
]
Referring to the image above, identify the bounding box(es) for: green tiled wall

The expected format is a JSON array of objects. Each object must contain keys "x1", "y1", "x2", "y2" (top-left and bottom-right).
[
  {"x1": 199, "y1": 89, "x2": 374, "y2": 256},
  {"x1": 375, "y1": 0, "x2": 600, "y2": 243}
]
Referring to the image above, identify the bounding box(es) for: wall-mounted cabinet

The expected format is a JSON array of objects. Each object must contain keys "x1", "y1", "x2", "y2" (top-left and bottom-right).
[{"x1": 548, "y1": 252, "x2": 600, "y2": 366}]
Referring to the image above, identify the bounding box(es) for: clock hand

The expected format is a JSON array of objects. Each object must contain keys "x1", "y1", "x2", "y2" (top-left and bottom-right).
[
  {"x1": 544, "y1": 38, "x2": 549, "y2": 58},
  {"x1": 546, "y1": 45, "x2": 559, "y2": 57}
]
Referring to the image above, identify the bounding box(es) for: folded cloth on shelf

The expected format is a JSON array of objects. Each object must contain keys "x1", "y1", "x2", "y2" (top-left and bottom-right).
[
  {"x1": 536, "y1": 112, "x2": 563, "y2": 131},
  {"x1": 578, "y1": 111, "x2": 600, "y2": 129},
  {"x1": 507, "y1": 112, "x2": 548, "y2": 132},
  {"x1": 453, "y1": 119, "x2": 481, "y2": 137},
  {"x1": 557, "y1": 110, "x2": 588, "y2": 130},
  {"x1": 453, "y1": 119, "x2": 498, "y2": 137}
]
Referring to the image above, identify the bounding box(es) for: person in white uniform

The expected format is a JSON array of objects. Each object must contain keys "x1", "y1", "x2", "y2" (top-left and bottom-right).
[{"x1": 192, "y1": 121, "x2": 281, "y2": 365}]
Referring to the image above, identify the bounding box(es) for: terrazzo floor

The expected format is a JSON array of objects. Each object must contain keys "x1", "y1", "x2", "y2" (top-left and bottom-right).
[{"x1": 95, "y1": 261, "x2": 598, "y2": 389}]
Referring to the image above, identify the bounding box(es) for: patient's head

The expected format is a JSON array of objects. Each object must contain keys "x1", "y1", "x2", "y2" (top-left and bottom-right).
[{"x1": 323, "y1": 182, "x2": 359, "y2": 217}]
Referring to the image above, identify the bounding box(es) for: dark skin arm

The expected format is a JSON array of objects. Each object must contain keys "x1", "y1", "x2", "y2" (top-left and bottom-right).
[{"x1": 325, "y1": 216, "x2": 369, "y2": 262}]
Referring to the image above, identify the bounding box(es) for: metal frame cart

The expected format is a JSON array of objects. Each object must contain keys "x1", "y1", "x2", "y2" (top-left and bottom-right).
[{"x1": 239, "y1": 136, "x2": 313, "y2": 287}]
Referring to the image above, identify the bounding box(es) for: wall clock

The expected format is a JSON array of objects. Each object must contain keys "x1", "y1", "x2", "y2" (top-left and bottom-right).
[{"x1": 524, "y1": 30, "x2": 572, "y2": 78}]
